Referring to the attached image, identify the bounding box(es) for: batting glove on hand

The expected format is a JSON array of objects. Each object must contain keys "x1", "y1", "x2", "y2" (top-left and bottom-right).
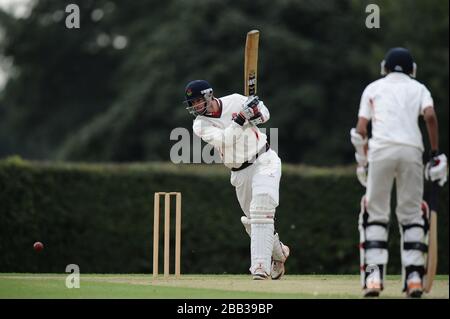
[
  {"x1": 356, "y1": 165, "x2": 368, "y2": 187},
  {"x1": 249, "y1": 113, "x2": 265, "y2": 126},
  {"x1": 425, "y1": 152, "x2": 448, "y2": 186},
  {"x1": 241, "y1": 96, "x2": 260, "y2": 120},
  {"x1": 355, "y1": 152, "x2": 368, "y2": 167},
  {"x1": 350, "y1": 128, "x2": 368, "y2": 166}
]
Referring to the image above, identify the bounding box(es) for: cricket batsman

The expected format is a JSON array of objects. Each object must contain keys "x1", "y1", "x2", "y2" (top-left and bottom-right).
[
  {"x1": 351, "y1": 47, "x2": 448, "y2": 297},
  {"x1": 184, "y1": 80, "x2": 290, "y2": 280}
]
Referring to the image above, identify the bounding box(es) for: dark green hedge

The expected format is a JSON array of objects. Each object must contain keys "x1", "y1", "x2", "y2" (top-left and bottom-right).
[{"x1": 0, "y1": 157, "x2": 448, "y2": 274}]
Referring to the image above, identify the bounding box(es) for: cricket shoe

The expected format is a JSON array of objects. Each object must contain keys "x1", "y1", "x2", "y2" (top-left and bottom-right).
[
  {"x1": 406, "y1": 272, "x2": 423, "y2": 298},
  {"x1": 251, "y1": 263, "x2": 270, "y2": 280},
  {"x1": 363, "y1": 273, "x2": 382, "y2": 297},
  {"x1": 271, "y1": 244, "x2": 290, "y2": 280},
  {"x1": 363, "y1": 284, "x2": 382, "y2": 297}
]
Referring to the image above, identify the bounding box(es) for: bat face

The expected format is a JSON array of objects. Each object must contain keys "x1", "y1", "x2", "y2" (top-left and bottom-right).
[
  {"x1": 244, "y1": 30, "x2": 259, "y2": 96},
  {"x1": 424, "y1": 210, "x2": 437, "y2": 293},
  {"x1": 423, "y1": 182, "x2": 439, "y2": 293}
]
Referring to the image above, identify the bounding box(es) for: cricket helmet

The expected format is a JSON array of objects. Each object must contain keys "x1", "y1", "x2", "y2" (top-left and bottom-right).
[
  {"x1": 380, "y1": 47, "x2": 417, "y2": 78},
  {"x1": 184, "y1": 80, "x2": 213, "y2": 116}
]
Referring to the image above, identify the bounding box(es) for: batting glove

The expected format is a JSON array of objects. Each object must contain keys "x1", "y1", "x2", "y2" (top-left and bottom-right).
[
  {"x1": 249, "y1": 114, "x2": 264, "y2": 126},
  {"x1": 233, "y1": 113, "x2": 246, "y2": 126},
  {"x1": 425, "y1": 152, "x2": 448, "y2": 186},
  {"x1": 356, "y1": 165, "x2": 368, "y2": 188},
  {"x1": 350, "y1": 128, "x2": 368, "y2": 166},
  {"x1": 241, "y1": 96, "x2": 260, "y2": 120}
]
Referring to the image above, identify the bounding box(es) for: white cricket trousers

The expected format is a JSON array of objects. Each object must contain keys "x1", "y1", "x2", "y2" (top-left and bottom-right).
[
  {"x1": 230, "y1": 149, "x2": 285, "y2": 273},
  {"x1": 365, "y1": 145, "x2": 426, "y2": 268}
]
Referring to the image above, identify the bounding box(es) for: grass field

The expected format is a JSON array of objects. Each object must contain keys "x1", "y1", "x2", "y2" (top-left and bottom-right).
[{"x1": 0, "y1": 274, "x2": 448, "y2": 299}]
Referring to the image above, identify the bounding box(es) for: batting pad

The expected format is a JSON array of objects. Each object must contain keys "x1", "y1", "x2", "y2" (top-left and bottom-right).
[
  {"x1": 241, "y1": 216, "x2": 284, "y2": 261},
  {"x1": 364, "y1": 225, "x2": 389, "y2": 265},
  {"x1": 250, "y1": 222, "x2": 274, "y2": 274}
]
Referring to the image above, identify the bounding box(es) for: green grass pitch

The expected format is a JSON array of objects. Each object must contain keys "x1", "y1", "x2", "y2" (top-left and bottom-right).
[{"x1": 0, "y1": 274, "x2": 448, "y2": 299}]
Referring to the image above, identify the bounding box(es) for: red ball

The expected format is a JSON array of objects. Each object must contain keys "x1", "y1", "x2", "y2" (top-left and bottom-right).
[{"x1": 33, "y1": 242, "x2": 44, "y2": 252}]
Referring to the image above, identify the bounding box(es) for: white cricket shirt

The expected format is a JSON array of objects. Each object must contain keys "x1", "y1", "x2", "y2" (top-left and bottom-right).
[
  {"x1": 193, "y1": 93, "x2": 269, "y2": 169},
  {"x1": 358, "y1": 72, "x2": 434, "y2": 160}
]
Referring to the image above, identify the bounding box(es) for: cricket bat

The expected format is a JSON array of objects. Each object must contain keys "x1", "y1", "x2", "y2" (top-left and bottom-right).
[
  {"x1": 244, "y1": 30, "x2": 259, "y2": 96},
  {"x1": 424, "y1": 182, "x2": 438, "y2": 293}
]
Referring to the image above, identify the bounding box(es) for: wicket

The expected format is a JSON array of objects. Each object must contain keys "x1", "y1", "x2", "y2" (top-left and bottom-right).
[{"x1": 153, "y1": 192, "x2": 182, "y2": 278}]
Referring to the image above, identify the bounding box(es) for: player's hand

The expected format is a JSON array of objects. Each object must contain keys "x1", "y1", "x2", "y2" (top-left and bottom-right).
[
  {"x1": 355, "y1": 152, "x2": 368, "y2": 167},
  {"x1": 356, "y1": 165, "x2": 368, "y2": 187},
  {"x1": 425, "y1": 152, "x2": 448, "y2": 186},
  {"x1": 233, "y1": 112, "x2": 246, "y2": 126},
  {"x1": 241, "y1": 96, "x2": 260, "y2": 120},
  {"x1": 350, "y1": 129, "x2": 368, "y2": 166}
]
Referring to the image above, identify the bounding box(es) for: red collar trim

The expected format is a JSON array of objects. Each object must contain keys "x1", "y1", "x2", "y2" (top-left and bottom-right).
[{"x1": 204, "y1": 98, "x2": 222, "y2": 118}]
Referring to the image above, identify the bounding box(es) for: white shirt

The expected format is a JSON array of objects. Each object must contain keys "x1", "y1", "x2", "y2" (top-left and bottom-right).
[
  {"x1": 193, "y1": 94, "x2": 269, "y2": 169},
  {"x1": 358, "y1": 73, "x2": 434, "y2": 159}
]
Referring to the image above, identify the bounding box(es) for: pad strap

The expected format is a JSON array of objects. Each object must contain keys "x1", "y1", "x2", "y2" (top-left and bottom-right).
[
  {"x1": 403, "y1": 242, "x2": 428, "y2": 252},
  {"x1": 361, "y1": 241, "x2": 388, "y2": 250}
]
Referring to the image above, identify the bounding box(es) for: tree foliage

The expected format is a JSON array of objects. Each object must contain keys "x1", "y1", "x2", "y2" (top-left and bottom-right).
[
  {"x1": 1, "y1": 159, "x2": 448, "y2": 274},
  {"x1": 0, "y1": 0, "x2": 448, "y2": 164}
]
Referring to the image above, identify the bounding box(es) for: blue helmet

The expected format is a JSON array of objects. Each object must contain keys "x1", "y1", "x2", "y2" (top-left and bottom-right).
[
  {"x1": 184, "y1": 80, "x2": 213, "y2": 116},
  {"x1": 381, "y1": 47, "x2": 417, "y2": 78}
]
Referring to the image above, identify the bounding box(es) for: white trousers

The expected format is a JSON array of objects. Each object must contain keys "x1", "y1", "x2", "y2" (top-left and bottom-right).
[
  {"x1": 230, "y1": 149, "x2": 285, "y2": 273},
  {"x1": 364, "y1": 145, "x2": 426, "y2": 268}
]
